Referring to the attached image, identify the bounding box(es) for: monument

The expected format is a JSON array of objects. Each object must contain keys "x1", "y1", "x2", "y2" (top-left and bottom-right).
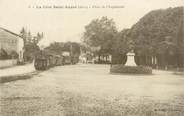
[
  {"x1": 110, "y1": 48, "x2": 152, "y2": 74},
  {"x1": 125, "y1": 50, "x2": 137, "y2": 66}
]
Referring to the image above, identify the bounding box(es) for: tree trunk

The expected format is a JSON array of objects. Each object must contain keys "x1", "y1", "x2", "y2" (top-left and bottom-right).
[{"x1": 98, "y1": 55, "x2": 100, "y2": 63}]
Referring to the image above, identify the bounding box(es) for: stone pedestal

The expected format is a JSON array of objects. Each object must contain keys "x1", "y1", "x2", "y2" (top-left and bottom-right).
[{"x1": 125, "y1": 51, "x2": 137, "y2": 66}]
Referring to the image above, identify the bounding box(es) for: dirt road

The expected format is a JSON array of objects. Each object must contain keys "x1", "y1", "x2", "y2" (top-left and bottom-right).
[{"x1": 1, "y1": 64, "x2": 184, "y2": 116}]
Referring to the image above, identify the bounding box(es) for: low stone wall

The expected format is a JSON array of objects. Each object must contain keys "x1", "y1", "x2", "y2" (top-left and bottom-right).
[{"x1": 0, "y1": 59, "x2": 17, "y2": 68}]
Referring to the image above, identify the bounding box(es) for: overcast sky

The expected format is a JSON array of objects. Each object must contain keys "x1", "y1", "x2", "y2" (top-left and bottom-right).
[{"x1": 0, "y1": 0, "x2": 183, "y2": 46}]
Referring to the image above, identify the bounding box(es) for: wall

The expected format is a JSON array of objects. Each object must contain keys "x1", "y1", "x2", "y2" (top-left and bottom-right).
[
  {"x1": 17, "y1": 36, "x2": 24, "y2": 61},
  {"x1": 0, "y1": 59, "x2": 17, "y2": 68}
]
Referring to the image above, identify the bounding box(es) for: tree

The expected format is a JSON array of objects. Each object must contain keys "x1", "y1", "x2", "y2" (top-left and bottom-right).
[
  {"x1": 70, "y1": 42, "x2": 81, "y2": 56},
  {"x1": 111, "y1": 29, "x2": 131, "y2": 64},
  {"x1": 23, "y1": 42, "x2": 40, "y2": 62},
  {"x1": 20, "y1": 27, "x2": 44, "y2": 45},
  {"x1": 113, "y1": 29, "x2": 131, "y2": 54},
  {"x1": 176, "y1": 17, "x2": 184, "y2": 67},
  {"x1": 45, "y1": 42, "x2": 65, "y2": 55},
  {"x1": 129, "y1": 6, "x2": 184, "y2": 68},
  {"x1": 27, "y1": 31, "x2": 32, "y2": 43},
  {"x1": 45, "y1": 41, "x2": 81, "y2": 56},
  {"x1": 156, "y1": 38, "x2": 178, "y2": 69},
  {"x1": 82, "y1": 16, "x2": 117, "y2": 56},
  {"x1": 20, "y1": 27, "x2": 44, "y2": 62},
  {"x1": 20, "y1": 27, "x2": 27, "y2": 45}
]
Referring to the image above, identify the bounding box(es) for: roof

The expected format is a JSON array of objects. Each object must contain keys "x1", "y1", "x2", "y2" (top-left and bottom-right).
[{"x1": 0, "y1": 27, "x2": 22, "y2": 39}]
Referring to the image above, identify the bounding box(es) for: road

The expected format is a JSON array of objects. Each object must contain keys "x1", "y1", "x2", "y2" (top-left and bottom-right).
[{"x1": 1, "y1": 64, "x2": 184, "y2": 116}]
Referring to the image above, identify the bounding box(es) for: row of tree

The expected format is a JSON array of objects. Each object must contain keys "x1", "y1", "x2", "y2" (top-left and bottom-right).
[
  {"x1": 82, "y1": 7, "x2": 184, "y2": 69},
  {"x1": 130, "y1": 7, "x2": 184, "y2": 69}
]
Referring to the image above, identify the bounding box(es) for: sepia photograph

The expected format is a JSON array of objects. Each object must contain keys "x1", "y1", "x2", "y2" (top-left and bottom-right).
[{"x1": 0, "y1": 0, "x2": 184, "y2": 116}]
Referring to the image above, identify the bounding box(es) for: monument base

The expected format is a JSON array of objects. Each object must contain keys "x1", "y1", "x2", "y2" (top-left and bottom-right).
[{"x1": 110, "y1": 65, "x2": 152, "y2": 74}]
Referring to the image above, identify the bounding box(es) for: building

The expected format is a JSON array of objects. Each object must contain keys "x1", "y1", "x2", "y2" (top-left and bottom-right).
[{"x1": 0, "y1": 27, "x2": 24, "y2": 68}]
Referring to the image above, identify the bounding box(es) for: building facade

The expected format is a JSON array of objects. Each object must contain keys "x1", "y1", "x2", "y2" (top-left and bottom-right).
[{"x1": 0, "y1": 27, "x2": 24, "y2": 67}]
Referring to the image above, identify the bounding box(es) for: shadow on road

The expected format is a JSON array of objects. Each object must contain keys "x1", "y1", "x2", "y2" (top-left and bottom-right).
[{"x1": 0, "y1": 71, "x2": 40, "y2": 83}]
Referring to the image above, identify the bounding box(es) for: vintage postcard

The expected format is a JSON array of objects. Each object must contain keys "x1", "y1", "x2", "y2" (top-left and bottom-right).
[{"x1": 0, "y1": 0, "x2": 183, "y2": 116}]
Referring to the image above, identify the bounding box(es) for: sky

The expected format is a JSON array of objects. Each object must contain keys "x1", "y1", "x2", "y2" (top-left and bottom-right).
[{"x1": 0, "y1": 0, "x2": 183, "y2": 46}]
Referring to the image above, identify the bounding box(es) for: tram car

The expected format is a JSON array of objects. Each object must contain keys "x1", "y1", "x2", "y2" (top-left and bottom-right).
[
  {"x1": 63, "y1": 56, "x2": 71, "y2": 65},
  {"x1": 34, "y1": 50, "x2": 79, "y2": 70},
  {"x1": 34, "y1": 50, "x2": 65, "y2": 70}
]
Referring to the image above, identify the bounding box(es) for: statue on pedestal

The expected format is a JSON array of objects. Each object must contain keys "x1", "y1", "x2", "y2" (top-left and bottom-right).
[{"x1": 125, "y1": 50, "x2": 137, "y2": 66}]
